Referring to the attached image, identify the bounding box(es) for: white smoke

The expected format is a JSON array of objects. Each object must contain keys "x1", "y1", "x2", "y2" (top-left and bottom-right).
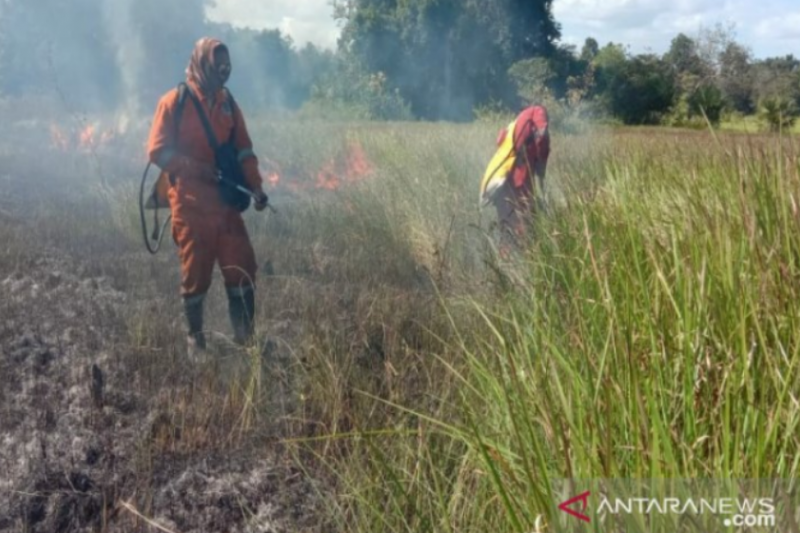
[{"x1": 103, "y1": 0, "x2": 145, "y2": 122}]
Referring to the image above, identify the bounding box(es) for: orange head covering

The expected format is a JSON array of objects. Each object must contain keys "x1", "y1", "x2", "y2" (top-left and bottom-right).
[{"x1": 185, "y1": 37, "x2": 228, "y2": 96}]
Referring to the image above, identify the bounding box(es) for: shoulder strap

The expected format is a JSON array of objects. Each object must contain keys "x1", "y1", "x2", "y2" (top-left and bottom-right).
[
  {"x1": 174, "y1": 82, "x2": 189, "y2": 140},
  {"x1": 223, "y1": 88, "x2": 238, "y2": 143},
  {"x1": 185, "y1": 85, "x2": 221, "y2": 151}
]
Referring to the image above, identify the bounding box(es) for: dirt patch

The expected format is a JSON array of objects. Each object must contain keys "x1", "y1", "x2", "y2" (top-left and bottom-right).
[{"x1": 0, "y1": 252, "x2": 327, "y2": 532}]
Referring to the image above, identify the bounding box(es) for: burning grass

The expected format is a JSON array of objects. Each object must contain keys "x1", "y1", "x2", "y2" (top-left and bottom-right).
[{"x1": 1, "y1": 112, "x2": 799, "y2": 532}]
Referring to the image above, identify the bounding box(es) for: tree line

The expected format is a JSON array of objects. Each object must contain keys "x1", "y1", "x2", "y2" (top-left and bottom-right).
[
  {"x1": 566, "y1": 27, "x2": 800, "y2": 130},
  {"x1": 1, "y1": 0, "x2": 797, "y2": 128}
]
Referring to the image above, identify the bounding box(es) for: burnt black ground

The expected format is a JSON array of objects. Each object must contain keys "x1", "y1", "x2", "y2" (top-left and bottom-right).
[{"x1": 0, "y1": 212, "x2": 328, "y2": 532}]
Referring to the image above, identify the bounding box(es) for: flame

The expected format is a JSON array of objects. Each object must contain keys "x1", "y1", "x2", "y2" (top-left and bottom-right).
[
  {"x1": 49, "y1": 122, "x2": 117, "y2": 152},
  {"x1": 79, "y1": 124, "x2": 116, "y2": 150},
  {"x1": 345, "y1": 142, "x2": 372, "y2": 177},
  {"x1": 79, "y1": 125, "x2": 96, "y2": 149},
  {"x1": 266, "y1": 172, "x2": 280, "y2": 186},
  {"x1": 315, "y1": 141, "x2": 373, "y2": 191},
  {"x1": 50, "y1": 124, "x2": 70, "y2": 151},
  {"x1": 262, "y1": 141, "x2": 374, "y2": 193},
  {"x1": 316, "y1": 161, "x2": 341, "y2": 191}
]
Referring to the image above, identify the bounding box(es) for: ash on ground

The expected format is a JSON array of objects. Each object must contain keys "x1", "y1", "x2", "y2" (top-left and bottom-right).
[{"x1": 0, "y1": 253, "x2": 327, "y2": 533}]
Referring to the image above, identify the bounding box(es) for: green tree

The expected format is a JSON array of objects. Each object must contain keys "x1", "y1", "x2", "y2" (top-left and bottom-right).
[
  {"x1": 546, "y1": 44, "x2": 586, "y2": 99},
  {"x1": 288, "y1": 44, "x2": 338, "y2": 108},
  {"x1": 591, "y1": 42, "x2": 626, "y2": 97},
  {"x1": 687, "y1": 83, "x2": 725, "y2": 124},
  {"x1": 508, "y1": 57, "x2": 555, "y2": 103},
  {"x1": 760, "y1": 96, "x2": 798, "y2": 132},
  {"x1": 307, "y1": 57, "x2": 412, "y2": 120},
  {"x1": 335, "y1": 0, "x2": 561, "y2": 120},
  {"x1": 752, "y1": 55, "x2": 800, "y2": 105},
  {"x1": 664, "y1": 33, "x2": 710, "y2": 99},
  {"x1": 718, "y1": 42, "x2": 754, "y2": 113},
  {"x1": 593, "y1": 46, "x2": 675, "y2": 124},
  {"x1": 665, "y1": 34, "x2": 708, "y2": 78},
  {"x1": 580, "y1": 37, "x2": 599, "y2": 63}
]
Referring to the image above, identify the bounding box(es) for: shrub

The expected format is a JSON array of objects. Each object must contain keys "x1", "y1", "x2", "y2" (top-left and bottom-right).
[{"x1": 759, "y1": 96, "x2": 798, "y2": 132}]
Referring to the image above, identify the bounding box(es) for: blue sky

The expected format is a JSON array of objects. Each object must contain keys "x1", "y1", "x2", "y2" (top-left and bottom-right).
[{"x1": 206, "y1": 0, "x2": 800, "y2": 59}]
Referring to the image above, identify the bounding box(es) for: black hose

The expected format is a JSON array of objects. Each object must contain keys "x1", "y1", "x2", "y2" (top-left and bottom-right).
[{"x1": 139, "y1": 162, "x2": 172, "y2": 255}]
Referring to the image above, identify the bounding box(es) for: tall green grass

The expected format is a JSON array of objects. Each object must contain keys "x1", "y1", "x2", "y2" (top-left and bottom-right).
[{"x1": 306, "y1": 129, "x2": 800, "y2": 532}]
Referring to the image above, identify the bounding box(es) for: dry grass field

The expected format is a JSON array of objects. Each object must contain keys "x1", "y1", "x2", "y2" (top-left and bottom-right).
[{"x1": 1, "y1": 103, "x2": 798, "y2": 531}]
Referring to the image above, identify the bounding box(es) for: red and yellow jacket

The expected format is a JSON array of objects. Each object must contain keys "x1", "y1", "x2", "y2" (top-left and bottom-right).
[{"x1": 480, "y1": 105, "x2": 550, "y2": 204}]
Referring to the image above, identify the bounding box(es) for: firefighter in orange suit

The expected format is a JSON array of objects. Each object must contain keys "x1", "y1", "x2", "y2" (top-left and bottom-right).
[{"x1": 147, "y1": 37, "x2": 269, "y2": 359}]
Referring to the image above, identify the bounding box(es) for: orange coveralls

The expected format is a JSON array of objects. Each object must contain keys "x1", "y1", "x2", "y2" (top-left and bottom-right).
[{"x1": 147, "y1": 81, "x2": 262, "y2": 297}]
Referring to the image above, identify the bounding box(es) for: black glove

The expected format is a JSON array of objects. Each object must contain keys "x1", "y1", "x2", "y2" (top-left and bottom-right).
[{"x1": 254, "y1": 191, "x2": 269, "y2": 212}]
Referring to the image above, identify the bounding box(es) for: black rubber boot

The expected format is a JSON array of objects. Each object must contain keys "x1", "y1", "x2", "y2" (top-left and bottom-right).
[
  {"x1": 226, "y1": 285, "x2": 255, "y2": 345},
  {"x1": 183, "y1": 293, "x2": 207, "y2": 360}
]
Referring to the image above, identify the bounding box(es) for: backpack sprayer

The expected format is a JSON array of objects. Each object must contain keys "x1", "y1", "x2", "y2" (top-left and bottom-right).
[{"x1": 139, "y1": 163, "x2": 269, "y2": 255}]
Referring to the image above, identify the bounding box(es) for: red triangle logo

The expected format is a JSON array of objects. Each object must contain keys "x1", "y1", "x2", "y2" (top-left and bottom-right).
[{"x1": 559, "y1": 491, "x2": 591, "y2": 523}]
